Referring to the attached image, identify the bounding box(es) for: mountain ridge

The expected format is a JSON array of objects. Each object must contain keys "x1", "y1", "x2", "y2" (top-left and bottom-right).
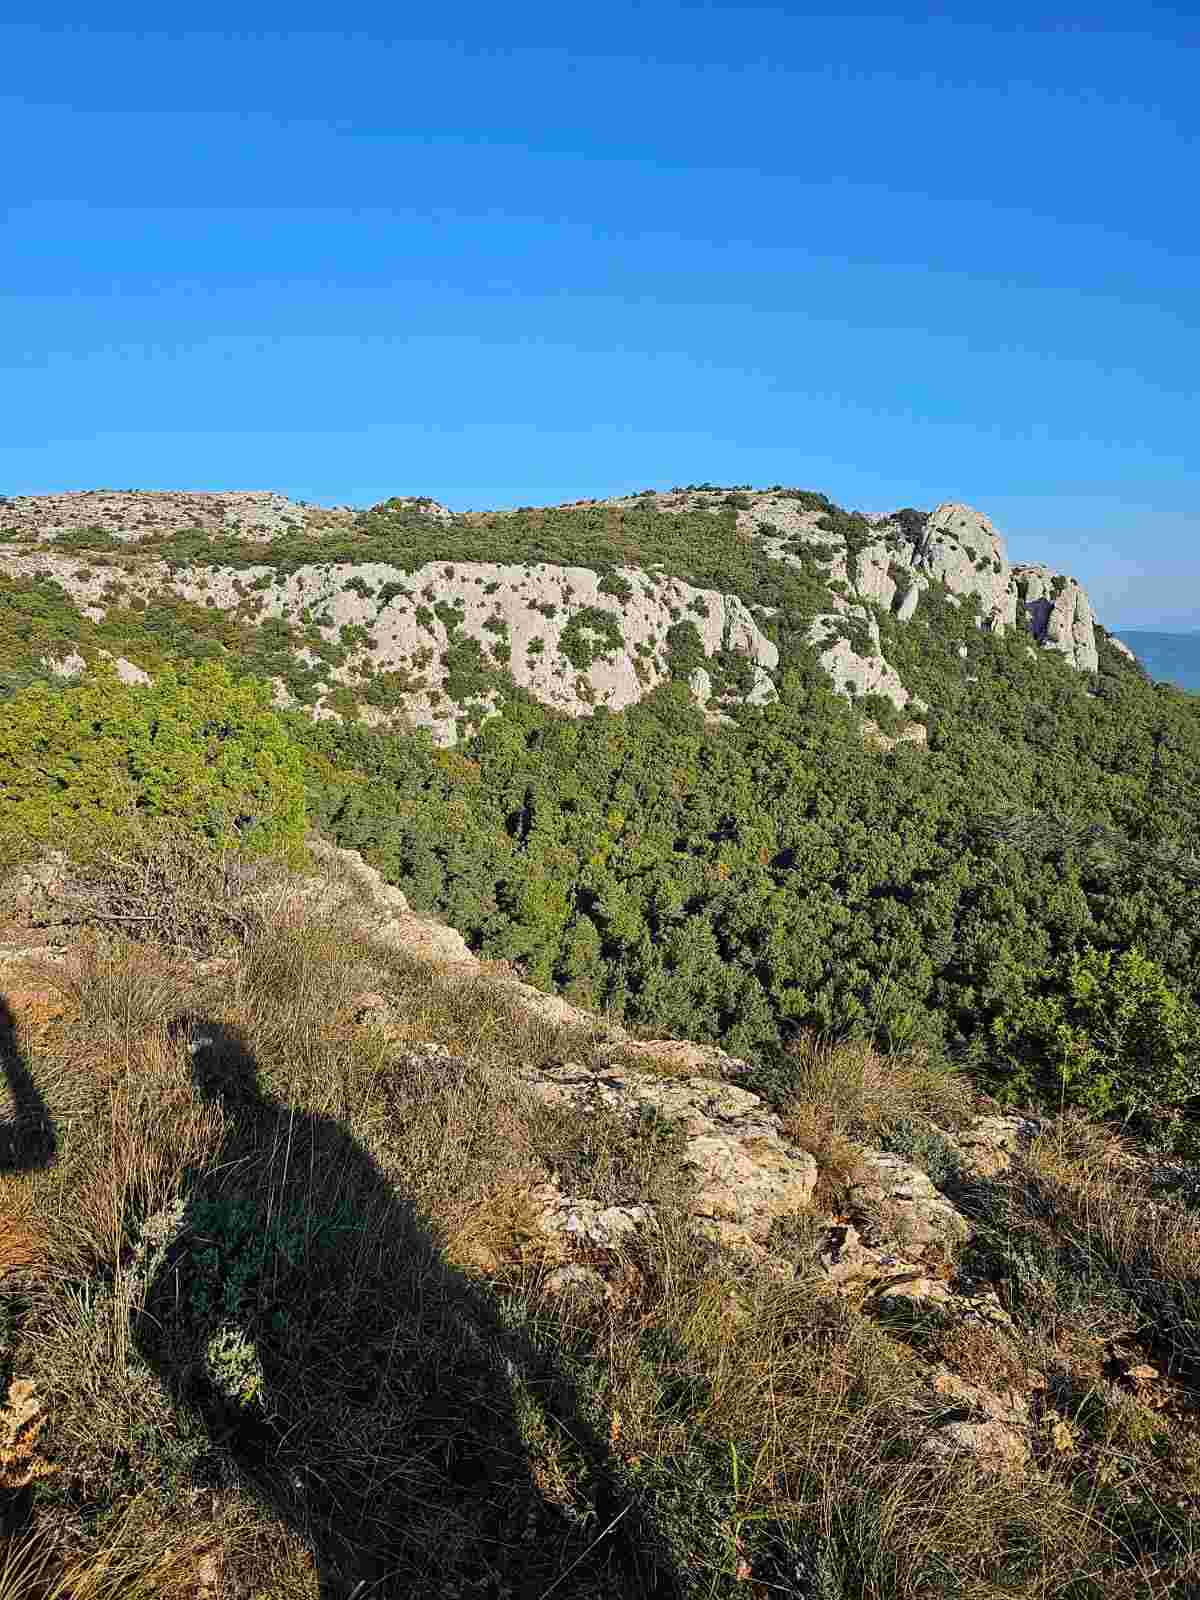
[{"x1": 1, "y1": 485, "x2": 1114, "y2": 744}]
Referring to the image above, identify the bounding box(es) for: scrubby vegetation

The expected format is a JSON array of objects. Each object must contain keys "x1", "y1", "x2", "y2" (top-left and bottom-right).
[
  {"x1": 2, "y1": 512, "x2": 1199, "y2": 1146},
  {"x1": 0, "y1": 662, "x2": 306, "y2": 858},
  {"x1": 3, "y1": 486, "x2": 1200, "y2": 1595},
  {"x1": 285, "y1": 622, "x2": 1200, "y2": 1151}
]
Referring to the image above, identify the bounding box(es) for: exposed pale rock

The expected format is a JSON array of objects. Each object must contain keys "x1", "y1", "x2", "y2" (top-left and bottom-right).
[
  {"x1": 913, "y1": 1368, "x2": 1031, "y2": 1474},
  {"x1": 816, "y1": 1222, "x2": 897, "y2": 1291},
  {"x1": 949, "y1": 1114, "x2": 1039, "y2": 1179},
  {"x1": 5, "y1": 546, "x2": 779, "y2": 745},
  {"x1": 847, "y1": 1151, "x2": 971, "y2": 1254},
  {"x1": 691, "y1": 1219, "x2": 794, "y2": 1278},
  {"x1": 527, "y1": 1183, "x2": 652, "y2": 1251},
  {"x1": 0, "y1": 489, "x2": 354, "y2": 544},
  {"x1": 861, "y1": 719, "x2": 928, "y2": 753},
  {"x1": 1016, "y1": 566, "x2": 1100, "y2": 672},
  {"x1": 917, "y1": 504, "x2": 1018, "y2": 634},
  {"x1": 894, "y1": 583, "x2": 921, "y2": 622},
  {"x1": 4, "y1": 487, "x2": 1106, "y2": 747},
  {"x1": 816, "y1": 1223, "x2": 1013, "y2": 1329},
  {"x1": 807, "y1": 610, "x2": 912, "y2": 712},
  {"x1": 282, "y1": 837, "x2": 476, "y2": 966},
  {"x1": 110, "y1": 656, "x2": 152, "y2": 685},
  {"x1": 516, "y1": 1060, "x2": 818, "y2": 1243},
  {"x1": 1109, "y1": 636, "x2": 1138, "y2": 663},
  {"x1": 598, "y1": 1039, "x2": 751, "y2": 1079},
  {"x1": 743, "y1": 492, "x2": 1102, "y2": 707},
  {"x1": 1, "y1": 853, "x2": 76, "y2": 928},
  {"x1": 490, "y1": 978, "x2": 626, "y2": 1040},
  {"x1": 44, "y1": 652, "x2": 86, "y2": 678},
  {"x1": 541, "y1": 1264, "x2": 613, "y2": 1306},
  {"x1": 687, "y1": 665, "x2": 712, "y2": 704}
]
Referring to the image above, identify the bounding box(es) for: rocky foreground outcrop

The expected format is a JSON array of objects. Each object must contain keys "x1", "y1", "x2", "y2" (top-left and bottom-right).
[
  {"x1": 0, "y1": 833, "x2": 1095, "y2": 1477},
  {"x1": 1, "y1": 486, "x2": 1108, "y2": 734}
]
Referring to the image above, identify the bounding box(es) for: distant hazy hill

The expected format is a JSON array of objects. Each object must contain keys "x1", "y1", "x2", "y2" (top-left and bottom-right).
[{"x1": 1112, "y1": 630, "x2": 1200, "y2": 694}]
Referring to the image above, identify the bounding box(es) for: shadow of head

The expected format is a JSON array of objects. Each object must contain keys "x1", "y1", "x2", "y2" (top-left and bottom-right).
[
  {"x1": 167, "y1": 1014, "x2": 265, "y2": 1112},
  {"x1": 0, "y1": 995, "x2": 56, "y2": 1172}
]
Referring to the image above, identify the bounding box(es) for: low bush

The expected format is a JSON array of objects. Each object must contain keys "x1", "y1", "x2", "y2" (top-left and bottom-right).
[
  {"x1": 990, "y1": 946, "x2": 1200, "y2": 1143},
  {"x1": 0, "y1": 661, "x2": 307, "y2": 855}
]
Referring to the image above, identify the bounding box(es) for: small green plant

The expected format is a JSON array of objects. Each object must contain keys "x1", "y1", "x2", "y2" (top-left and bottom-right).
[
  {"x1": 598, "y1": 571, "x2": 634, "y2": 602},
  {"x1": 560, "y1": 606, "x2": 624, "y2": 670},
  {"x1": 664, "y1": 620, "x2": 705, "y2": 679}
]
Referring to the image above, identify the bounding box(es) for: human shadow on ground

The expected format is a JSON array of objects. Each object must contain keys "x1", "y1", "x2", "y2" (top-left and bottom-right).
[
  {"x1": 0, "y1": 995, "x2": 56, "y2": 1175},
  {"x1": 131, "y1": 1017, "x2": 686, "y2": 1600},
  {"x1": 1, "y1": 995, "x2": 58, "y2": 1540}
]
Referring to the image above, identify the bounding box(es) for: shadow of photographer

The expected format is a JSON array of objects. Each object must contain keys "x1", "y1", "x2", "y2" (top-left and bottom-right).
[
  {"x1": 0, "y1": 995, "x2": 56, "y2": 1175},
  {"x1": 128, "y1": 1017, "x2": 684, "y2": 1600}
]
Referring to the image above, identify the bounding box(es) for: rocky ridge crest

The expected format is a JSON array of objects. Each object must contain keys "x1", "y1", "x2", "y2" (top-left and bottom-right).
[{"x1": 1, "y1": 486, "x2": 1110, "y2": 739}]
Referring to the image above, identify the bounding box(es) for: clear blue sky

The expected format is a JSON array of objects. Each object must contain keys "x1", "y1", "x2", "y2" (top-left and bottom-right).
[{"x1": 2, "y1": 4, "x2": 1197, "y2": 627}]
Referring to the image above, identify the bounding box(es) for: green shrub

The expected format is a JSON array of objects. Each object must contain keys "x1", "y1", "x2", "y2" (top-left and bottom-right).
[
  {"x1": 560, "y1": 606, "x2": 624, "y2": 670},
  {"x1": 990, "y1": 946, "x2": 1200, "y2": 1138},
  {"x1": 665, "y1": 620, "x2": 706, "y2": 679},
  {"x1": 0, "y1": 659, "x2": 307, "y2": 852}
]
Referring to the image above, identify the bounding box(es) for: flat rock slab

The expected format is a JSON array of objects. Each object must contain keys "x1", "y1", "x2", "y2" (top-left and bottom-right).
[
  {"x1": 847, "y1": 1150, "x2": 971, "y2": 1253},
  {"x1": 517, "y1": 1060, "x2": 817, "y2": 1242}
]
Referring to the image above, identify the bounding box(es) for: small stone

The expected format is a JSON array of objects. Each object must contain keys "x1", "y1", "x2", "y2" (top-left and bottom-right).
[{"x1": 542, "y1": 1265, "x2": 610, "y2": 1306}]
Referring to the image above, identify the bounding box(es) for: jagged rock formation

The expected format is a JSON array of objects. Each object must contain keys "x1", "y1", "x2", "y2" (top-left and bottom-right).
[
  {"x1": 1014, "y1": 565, "x2": 1100, "y2": 672},
  {"x1": 734, "y1": 492, "x2": 1103, "y2": 698}
]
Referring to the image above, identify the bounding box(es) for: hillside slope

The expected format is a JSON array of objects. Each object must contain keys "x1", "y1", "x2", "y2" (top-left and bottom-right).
[{"x1": 4, "y1": 832, "x2": 1200, "y2": 1597}]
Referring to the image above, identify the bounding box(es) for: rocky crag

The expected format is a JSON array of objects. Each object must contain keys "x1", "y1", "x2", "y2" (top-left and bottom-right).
[{"x1": 1, "y1": 486, "x2": 1110, "y2": 745}]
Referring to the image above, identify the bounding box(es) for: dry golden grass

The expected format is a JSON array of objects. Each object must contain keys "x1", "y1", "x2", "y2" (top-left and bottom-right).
[
  {"x1": 2, "y1": 876, "x2": 1199, "y2": 1596},
  {"x1": 777, "y1": 1101, "x2": 865, "y2": 1216},
  {"x1": 776, "y1": 1033, "x2": 976, "y2": 1138}
]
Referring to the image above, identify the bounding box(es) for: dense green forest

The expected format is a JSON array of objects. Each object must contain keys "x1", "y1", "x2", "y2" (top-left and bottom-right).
[
  {"x1": 3, "y1": 499, "x2": 1199, "y2": 1145},
  {"x1": 293, "y1": 610, "x2": 1200, "y2": 1135}
]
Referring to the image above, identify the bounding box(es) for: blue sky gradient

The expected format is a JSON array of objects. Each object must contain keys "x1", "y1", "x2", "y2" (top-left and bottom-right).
[{"x1": 2, "y1": 4, "x2": 1197, "y2": 626}]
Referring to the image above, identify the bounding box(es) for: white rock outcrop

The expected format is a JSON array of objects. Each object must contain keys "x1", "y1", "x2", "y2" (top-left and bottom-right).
[
  {"x1": 2, "y1": 485, "x2": 1106, "y2": 731},
  {"x1": 1014, "y1": 566, "x2": 1099, "y2": 672}
]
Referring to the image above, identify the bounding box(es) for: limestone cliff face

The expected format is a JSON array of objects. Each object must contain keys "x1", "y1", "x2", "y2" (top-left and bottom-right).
[
  {"x1": 1, "y1": 541, "x2": 778, "y2": 746},
  {"x1": 0, "y1": 485, "x2": 1104, "y2": 733}
]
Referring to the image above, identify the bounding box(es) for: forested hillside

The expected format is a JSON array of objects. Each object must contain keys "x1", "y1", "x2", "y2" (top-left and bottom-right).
[{"x1": 3, "y1": 485, "x2": 1198, "y2": 1144}]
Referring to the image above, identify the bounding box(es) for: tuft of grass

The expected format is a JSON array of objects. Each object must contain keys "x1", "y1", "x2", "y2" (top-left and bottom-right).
[
  {"x1": 759, "y1": 1033, "x2": 975, "y2": 1137},
  {"x1": 40, "y1": 939, "x2": 191, "y2": 1042}
]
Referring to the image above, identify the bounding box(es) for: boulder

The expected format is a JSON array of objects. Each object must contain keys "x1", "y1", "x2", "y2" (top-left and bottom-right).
[
  {"x1": 515, "y1": 1060, "x2": 817, "y2": 1243},
  {"x1": 913, "y1": 1368, "x2": 1031, "y2": 1474},
  {"x1": 948, "y1": 1114, "x2": 1040, "y2": 1179},
  {"x1": 846, "y1": 1151, "x2": 971, "y2": 1254}
]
